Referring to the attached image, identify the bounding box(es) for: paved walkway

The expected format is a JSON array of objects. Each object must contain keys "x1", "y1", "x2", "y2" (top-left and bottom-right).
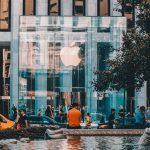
[{"x1": 63, "y1": 129, "x2": 144, "y2": 136}]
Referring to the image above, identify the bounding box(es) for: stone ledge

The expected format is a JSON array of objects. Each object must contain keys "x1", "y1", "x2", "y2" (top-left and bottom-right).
[
  {"x1": 63, "y1": 129, "x2": 144, "y2": 136},
  {"x1": 0, "y1": 126, "x2": 58, "y2": 140}
]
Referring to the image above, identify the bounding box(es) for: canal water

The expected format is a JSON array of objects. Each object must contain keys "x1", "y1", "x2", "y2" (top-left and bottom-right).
[{"x1": 1, "y1": 136, "x2": 150, "y2": 150}]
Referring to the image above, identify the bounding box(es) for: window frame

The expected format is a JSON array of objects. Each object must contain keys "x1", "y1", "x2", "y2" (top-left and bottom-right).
[
  {"x1": 97, "y1": 0, "x2": 110, "y2": 16},
  {"x1": 0, "y1": 0, "x2": 11, "y2": 31},
  {"x1": 73, "y1": 0, "x2": 86, "y2": 16},
  {"x1": 23, "y1": 0, "x2": 36, "y2": 16},
  {"x1": 48, "y1": 0, "x2": 61, "y2": 16}
]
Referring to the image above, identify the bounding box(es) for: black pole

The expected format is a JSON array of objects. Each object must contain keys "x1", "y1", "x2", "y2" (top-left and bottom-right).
[{"x1": 123, "y1": 82, "x2": 126, "y2": 128}]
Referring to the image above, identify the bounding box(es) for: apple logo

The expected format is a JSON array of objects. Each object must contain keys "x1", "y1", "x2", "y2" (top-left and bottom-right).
[{"x1": 60, "y1": 46, "x2": 81, "y2": 67}]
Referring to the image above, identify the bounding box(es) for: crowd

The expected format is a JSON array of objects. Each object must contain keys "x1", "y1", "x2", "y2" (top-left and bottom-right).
[
  {"x1": 11, "y1": 103, "x2": 91, "y2": 129},
  {"x1": 108, "y1": 106, "x2": 150, "y2": 129},
  {"x1": 11, "y1": 103, "x2": 150, "y2": 130}
]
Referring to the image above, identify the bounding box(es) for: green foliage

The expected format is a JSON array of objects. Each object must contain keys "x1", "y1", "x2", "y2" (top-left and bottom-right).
[{"x1": 92, "y1": 0, "x2": 150, "y2": 93}]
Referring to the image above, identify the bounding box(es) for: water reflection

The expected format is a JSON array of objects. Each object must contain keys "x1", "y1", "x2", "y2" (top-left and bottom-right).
[{"x1": 2, "y1": 136, "x2": 150, "y2": 150}]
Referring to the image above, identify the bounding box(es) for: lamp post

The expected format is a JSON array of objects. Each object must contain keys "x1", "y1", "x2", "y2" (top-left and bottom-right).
[{"x1": 123, "y1": 81, "x2": 126, "y2": 128}]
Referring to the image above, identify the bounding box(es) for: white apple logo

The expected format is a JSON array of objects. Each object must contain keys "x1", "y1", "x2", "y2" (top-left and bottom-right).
[{"x1": 60, "y1": 46, "x2": 81, "y2": 67}]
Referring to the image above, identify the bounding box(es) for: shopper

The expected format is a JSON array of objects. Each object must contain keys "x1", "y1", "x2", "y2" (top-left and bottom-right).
[
  {"x1": 19, "y1": 110, "x2": 29, "y2": 128},
  {"x1": 135, "y1": 106, "x2": 146, "y2": 125},
  {"x1": 85, "y1": 113, "x2": 92, "y2": 129},
  {"x1": 67, "y1": 103, "x2": 81, "y2": 129},
  {"x1": 81, "y1": 106, "x2": 85, "y2": 123},
  {"x1": 45, "y1": 105, "x2": 53, "y2": 118},
  {"x1": 108, "y1": 108, "x2": 115, "y2": 129}
]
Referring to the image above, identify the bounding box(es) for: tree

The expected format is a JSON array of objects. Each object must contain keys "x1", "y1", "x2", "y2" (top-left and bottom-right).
[{"x1": 91, "y1": 0, "x2": 150, "y2": 113}]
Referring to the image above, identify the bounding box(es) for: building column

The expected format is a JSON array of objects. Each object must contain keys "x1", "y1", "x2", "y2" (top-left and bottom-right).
[
  {"x1": 61, "y1": 0, "x2": 73, "y2": 15},
  {"x1": 10, "y1": 0, "x2": 23, "y2": 114},
  {"x1": 86, "y1": 0, "x2": 97, "y2": 16},
  {"x1": 34, "y1": 30, "x2": 48, "y2": 114},
  {"x1": 36, "y1": 0, "x2": 48, "y2": 15}
]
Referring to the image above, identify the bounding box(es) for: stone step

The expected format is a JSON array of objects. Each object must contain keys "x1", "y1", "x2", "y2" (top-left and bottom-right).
[{"x1": 63, "y1": 129, "x2": 144, "y2": 136}]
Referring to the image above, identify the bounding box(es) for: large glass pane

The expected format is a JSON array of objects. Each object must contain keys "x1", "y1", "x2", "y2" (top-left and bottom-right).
[
  {"x1": 19, "y1": 16, "x2": 126, "y2": 120},
  {"x1": 73, "y1": 0, "x2": 85, "y2": 16},
  {"x1": 48, "y1": 0, "x2": 60, "y2": 16},
  {"x1": 0, "y1": 0, "x2": 10, "y2": 30},
  {"x1": 23, "y1": 0, "x2": 35, "y2": 15}
]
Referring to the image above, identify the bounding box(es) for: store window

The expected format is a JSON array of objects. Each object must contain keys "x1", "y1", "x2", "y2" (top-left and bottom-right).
[
  {"x1": 123, "y1": 0, "x2": 134, "y2": 28},
  {"x1": 0, "y1": 0, "x2": 11, "y2": 31},
  {"x1": 19, "y1": 16, "x2": 126, "y2": 116},
  {"x1": 48, "y1": 0, "x2": 61, "y2": 16},
  {"x1": 23, "y1": 0, "x2": 36, "y2": 15},
  {"x1": 73, "y1": 0, "x2": 85, "y2": 16},
  {"x1": 0, "y1": 47, "x2": 10, "y2": 117},
  {"x1": 97, "y1": 0, "x2": 109, "y2": 16}
]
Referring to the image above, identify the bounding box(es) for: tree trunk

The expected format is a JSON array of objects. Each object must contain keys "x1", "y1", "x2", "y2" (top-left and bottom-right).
[
  {"x1": 127, "y1": 87, "x2": 135, "y2": 115},
  {"x1": 147, "y1": 80, "x2": 150, "y2": 107}
]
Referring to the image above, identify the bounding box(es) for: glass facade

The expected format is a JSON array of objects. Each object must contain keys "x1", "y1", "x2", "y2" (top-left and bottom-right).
[
  {"x1": 0, "y1": 0, "x2": 10, "y2": 30},
  {"x1": 48, "y1": 0, "x2": 60, "y2": 16},
  {"x1": 23, "y1": 0, "x2": 36, "y2": 15},
  {"x1": 19, "y1": 16, "x2": 126, "y2": 117}
]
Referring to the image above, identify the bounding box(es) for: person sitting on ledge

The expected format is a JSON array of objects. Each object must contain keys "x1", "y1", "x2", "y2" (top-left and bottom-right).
[
  {"x1": 67, "y1": 103, "x2": 81, "y2": 129},
  {"x1": 108, "y1": 108, "x2": 116, "y2": 129},
  {"x1": 85, "y1": 113, "x2": 92, "y2": 129}
]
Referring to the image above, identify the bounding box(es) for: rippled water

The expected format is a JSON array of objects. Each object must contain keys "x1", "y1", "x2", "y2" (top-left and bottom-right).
[{"x1": 1, "y1": 136, "x2": 150, "y2": 150}]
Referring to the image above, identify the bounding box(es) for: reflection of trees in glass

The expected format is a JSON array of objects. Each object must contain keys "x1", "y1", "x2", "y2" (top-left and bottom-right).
[{"x1": 97, "y1": 42, "x2": 112, "y2": 71}]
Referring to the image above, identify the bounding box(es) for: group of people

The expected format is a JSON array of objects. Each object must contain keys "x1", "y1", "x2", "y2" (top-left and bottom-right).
[
  {"x1": 108, "y1": 105, "x2": 150, "y2": 129},
  {"x1": 44, "y1": 103, "x2": 92, "y2": 129},
  {"x1": 12, "y1": 103, "x2": 150, "y2": 130},
  {"x1": 12, "y1": 103, "x2": 92, "y2": 129}
]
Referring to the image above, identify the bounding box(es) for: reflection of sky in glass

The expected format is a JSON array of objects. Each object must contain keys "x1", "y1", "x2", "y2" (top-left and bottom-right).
[
  {"x1": 18, "y1": 16, "x2": 127, "y2": 114},
  {"x1": 19, "y1": 16, "x2": 126, "y2": 70}
]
